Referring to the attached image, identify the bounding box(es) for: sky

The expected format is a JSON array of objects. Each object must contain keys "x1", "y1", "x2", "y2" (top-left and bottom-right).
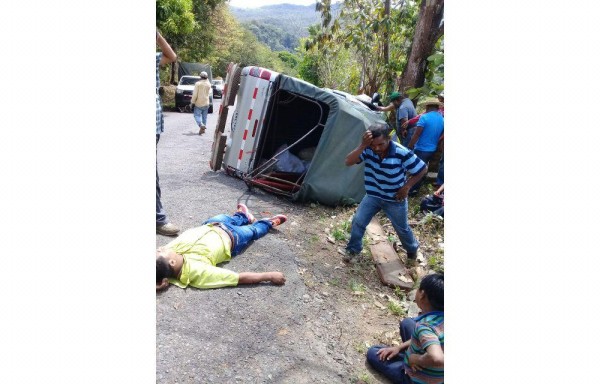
[{"x1": 228, "y1": 0, "x2": 320, "y2": 8}]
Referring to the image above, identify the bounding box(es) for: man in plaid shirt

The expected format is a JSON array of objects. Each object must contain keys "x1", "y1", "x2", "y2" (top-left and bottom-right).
[{"x1": 156, "y1": 31, "x2": 179, "y2": 236}]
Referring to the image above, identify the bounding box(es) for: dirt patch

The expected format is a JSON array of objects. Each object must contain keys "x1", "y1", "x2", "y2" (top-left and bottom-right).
[{"x1": 276, "y1": 183, "x2": 444, "y2": 382}]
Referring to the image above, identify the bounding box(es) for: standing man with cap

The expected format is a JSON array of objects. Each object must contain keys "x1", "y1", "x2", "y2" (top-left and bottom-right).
[
  {"x1": 191, "y1": 71, "x2": 212, "y2": 135},
  {"x1": 156, "y1": 31, "x2": 180, "y2": 236},
  {"x1": 407, "y1": 97, "x2": 444, "y2": 195},
  {"x1": 379, "y1": 92, "x2": 417, "y2": 146}
]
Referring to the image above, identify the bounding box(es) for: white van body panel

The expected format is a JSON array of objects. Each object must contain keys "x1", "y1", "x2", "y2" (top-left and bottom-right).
[{"x1": 223, "y1": 66, "x2": 280, "y2": 175}]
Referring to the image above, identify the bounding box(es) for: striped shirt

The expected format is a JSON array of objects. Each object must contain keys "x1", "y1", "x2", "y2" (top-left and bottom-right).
[
  {"x1": 359, "y1": 141, "x2": 426, "y2": 201},
  {"x1": 156, "y1": 52, "x2": 164, "y2": 135},
  {"x1": 405, "y1": 311, "x2": 444, "y2": 384}
]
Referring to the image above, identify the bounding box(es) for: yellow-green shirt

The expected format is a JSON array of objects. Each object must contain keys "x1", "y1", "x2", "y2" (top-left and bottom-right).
[{"x1": 165, "y1": 225, "x2": 239, "y2": 289}]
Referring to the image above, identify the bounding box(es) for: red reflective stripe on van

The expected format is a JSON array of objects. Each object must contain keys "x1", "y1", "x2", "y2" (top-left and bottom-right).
[
  {"x1": 253, "y1": 87, "x2": 258, "y2": 99},
  {"x1": 238, "y1": 149, "x2": 244, "y2": 160},
  {"x1": 252, "y1": 119, "x2": 258, "y2": 137},
  {"x1": 259, "y1": 70, "x2": 272, "y2": 80},
  {"x1": 247, "y1": 109, "x2": 253, "y2": 120},
  {"x1": 243, "y1": 130, "x2": 248, "y2": 140}
]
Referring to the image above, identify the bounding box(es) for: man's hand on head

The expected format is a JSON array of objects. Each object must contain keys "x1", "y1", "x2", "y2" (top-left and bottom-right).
[{"x1": 361, "y1": 130, "x2": 373, "y2": 148}]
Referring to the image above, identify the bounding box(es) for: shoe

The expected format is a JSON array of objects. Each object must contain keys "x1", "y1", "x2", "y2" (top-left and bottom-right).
[
  {"x1": 237, "y1": 203, "x2": 256, "y2": 223},
  {"x1": 340, "y1": 248, "x2": 360, "y2": 263},
  {"x1": 200, "y1": 125, "x2": 206, "y2": 134},
  {"x1": 157, "y1": 223, "x2": 180, "y2": 236},
  {"x1": 268, "y1": 214, "x2": 287, "y2": 227}
]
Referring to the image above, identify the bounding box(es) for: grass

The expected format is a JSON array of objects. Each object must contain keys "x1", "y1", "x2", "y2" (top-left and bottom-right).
[
  {"x1": 308, "y1": 234, "x2": 319, "y2": 243},
  {"x1": 394, "y1": 286, "x2": 406, "y2": 300},
  {"x1": 355, "y1": 371, "x2": 373, "y2": 384},
  {"x1": 387, "y1": 300, "x2": 407, "y2": 317},
  {"x1": 329, "y1": 277, "x2": 341, "y2": 287},
  {"x1": 354, "y1": 341, "x2": 369, "y2": 354},
  {"x1": 428, "y1": 249, "x2": 445, "y2": 274},
  {"x1": 340, "y1": 219, "x2": 352, "y2": 232},
  {"x1": 350, "y1": 280, "x2": 367, "y2": 293},
  {"x1": 331, "y1": 219, "x2": 352, "y2": 241},
  {"x1": 332, "y1": 227, "x2": 348, "y2": 241}
]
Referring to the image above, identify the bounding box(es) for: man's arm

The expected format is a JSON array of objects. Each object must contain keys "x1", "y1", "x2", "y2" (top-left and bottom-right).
[
  {"x1": 408, "y1": 343, "x2": 444, "y2": 369},
  {"x1": 395, "y1": 165, "x2": 427, "y2": 200},
  {"x1": 238, "y1": 272, "x2": 286, "y2": 285},
  {"x1": 157, "y1": 31, "x2": 177, "y2": 66},
  {"x1": 190, "y1": 83, "x2": 198, "y2": 106},
  {"x1": 378, "y1": 103, "x2": 395, "y2": 112},
  {"x1": 402, "y1": 114, "x2": 421, "y2": 130},
  {"x1": 156, "y1": 278, "x2": 169, "y2": 291},
  {"x1": 407, "y1": 126, "x2": 423, "y2": 149},
  {"x1": 345, "y1": 131, "x2": 372, "y2": 166},
  {"x1": 399, "y1": 118, "x2": 409, "y2": 137},
  {"x1": 376, "y1": 339, "x2": 411, "y2": 361}
]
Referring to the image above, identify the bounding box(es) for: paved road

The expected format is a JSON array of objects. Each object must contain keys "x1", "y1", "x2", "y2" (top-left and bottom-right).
[{"x1": 156, "y1": 100, "x2": 347, "y2": 383}]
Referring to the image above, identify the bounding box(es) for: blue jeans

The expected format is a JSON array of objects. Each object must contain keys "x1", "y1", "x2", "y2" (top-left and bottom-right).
[
  {"x1": 346, "y1": 195, "x2": 419, "y2": 255},
  {"x1": 203, "y1": 213, "x2": 272, "y2": 256},
  {"x1": 194, "y1": 105, "x2": 209, "y2": 127},
  {"x1": 366, "y1": 318, "x2": 417, "y2": 384}
]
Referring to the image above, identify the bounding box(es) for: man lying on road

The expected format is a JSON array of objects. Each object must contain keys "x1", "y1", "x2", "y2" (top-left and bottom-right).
[{"x1": 156, "y1": 204, "x2": 287, "y2": 290}]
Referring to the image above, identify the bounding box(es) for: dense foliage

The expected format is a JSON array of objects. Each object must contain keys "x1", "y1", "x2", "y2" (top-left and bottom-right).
[
  {"x1": 156, "y1": 0, "x2": 442, "y2": 101},
  {"x1": 156, "y1": 0, "x2": 298, "y2": 82}
]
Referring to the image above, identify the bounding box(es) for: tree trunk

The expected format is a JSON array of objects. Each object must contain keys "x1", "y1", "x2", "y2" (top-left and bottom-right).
[
  {"x1": 398, "y1": 0, "x2": 444, "y2": 93},
  {"x1": 383, "y1": 0, "x2": 391, "y2": 94}
]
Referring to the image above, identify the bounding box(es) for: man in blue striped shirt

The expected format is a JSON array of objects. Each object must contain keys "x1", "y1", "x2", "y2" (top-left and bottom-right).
[{"x1": 344, "y1": 123, "x2": 427, "y2": 264}]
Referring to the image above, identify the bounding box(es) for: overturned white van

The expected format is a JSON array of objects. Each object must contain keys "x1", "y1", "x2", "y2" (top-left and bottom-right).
[{"x1": 210, "y1": 65, "x2": 387, "y2": 206}]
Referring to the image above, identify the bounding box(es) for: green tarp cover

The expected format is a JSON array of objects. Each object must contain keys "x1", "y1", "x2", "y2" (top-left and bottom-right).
[{"x1": 275, "y1": 75, "x2": 387, "y2": 206}]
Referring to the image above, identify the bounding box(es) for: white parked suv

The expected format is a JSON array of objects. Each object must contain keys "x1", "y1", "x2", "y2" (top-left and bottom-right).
[{"x1": 175, "y1": 75, "x2": 213, "y2": 113}]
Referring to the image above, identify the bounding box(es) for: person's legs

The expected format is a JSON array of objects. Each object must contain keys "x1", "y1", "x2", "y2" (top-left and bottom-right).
[
  {"x1": 400, "y1": 318, "x2": 417, "y2": 342},
  {"x1": 203, "y1": 213, "x2": 273, "y2": 256},
  {"x1": 203, "y1": 212, "x2": 248, "y2": 227},
  {"x1": 382, "y1": 199, "x2": 419, "y2": 256},
  {"x1": 193, "y1": 106, "x2": 203, "y2": 126},
  {"x1": 200, "y1": 106, "x2": 208, "y2": 127},
  {"x1": 346, "y1": 195, "x2": 381, "y2": 254},
  {"x1": 366, "y1": 346, "x2": 410, "y2": 384},
  {"x1": 228, "y1": 220, "x2": 273, "y2": 256},
  {"x1": 156, "y1": 134, "x2": 168, "y2": 225},
  {"x1": 435, "y1": 155, "x2": 444, "y2": 185},
  {"x1": 409, "y1": 150, "x2": 435, "y2": 195}
]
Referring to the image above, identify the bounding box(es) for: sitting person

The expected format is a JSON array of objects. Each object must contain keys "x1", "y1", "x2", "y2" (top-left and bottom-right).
[
  {"x1": 420, "y1": 184, "x2": 444, "y2": 218},
  {"x1": 156, "y1": 204, "x2": 287, "y2": 291},
  {"x1": 366, "y1": 273, "x2": 444, "y2": 384}
]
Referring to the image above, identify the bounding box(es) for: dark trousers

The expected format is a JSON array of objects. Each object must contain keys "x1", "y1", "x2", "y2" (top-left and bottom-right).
[
  {"x1": 366, "y1": 318, "x2": 416, "y2": 384},
  {"x1": 156, "y1": 134, "x2": 167, "y2": 225},
  {"x1": 409, "y1": 150, "x2": 435, "y2": 195}
]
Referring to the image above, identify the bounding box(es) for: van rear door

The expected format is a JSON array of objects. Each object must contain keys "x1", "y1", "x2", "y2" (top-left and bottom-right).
[{"x1": 223, "y1": 66, "x2": 280, "y2": 175}]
